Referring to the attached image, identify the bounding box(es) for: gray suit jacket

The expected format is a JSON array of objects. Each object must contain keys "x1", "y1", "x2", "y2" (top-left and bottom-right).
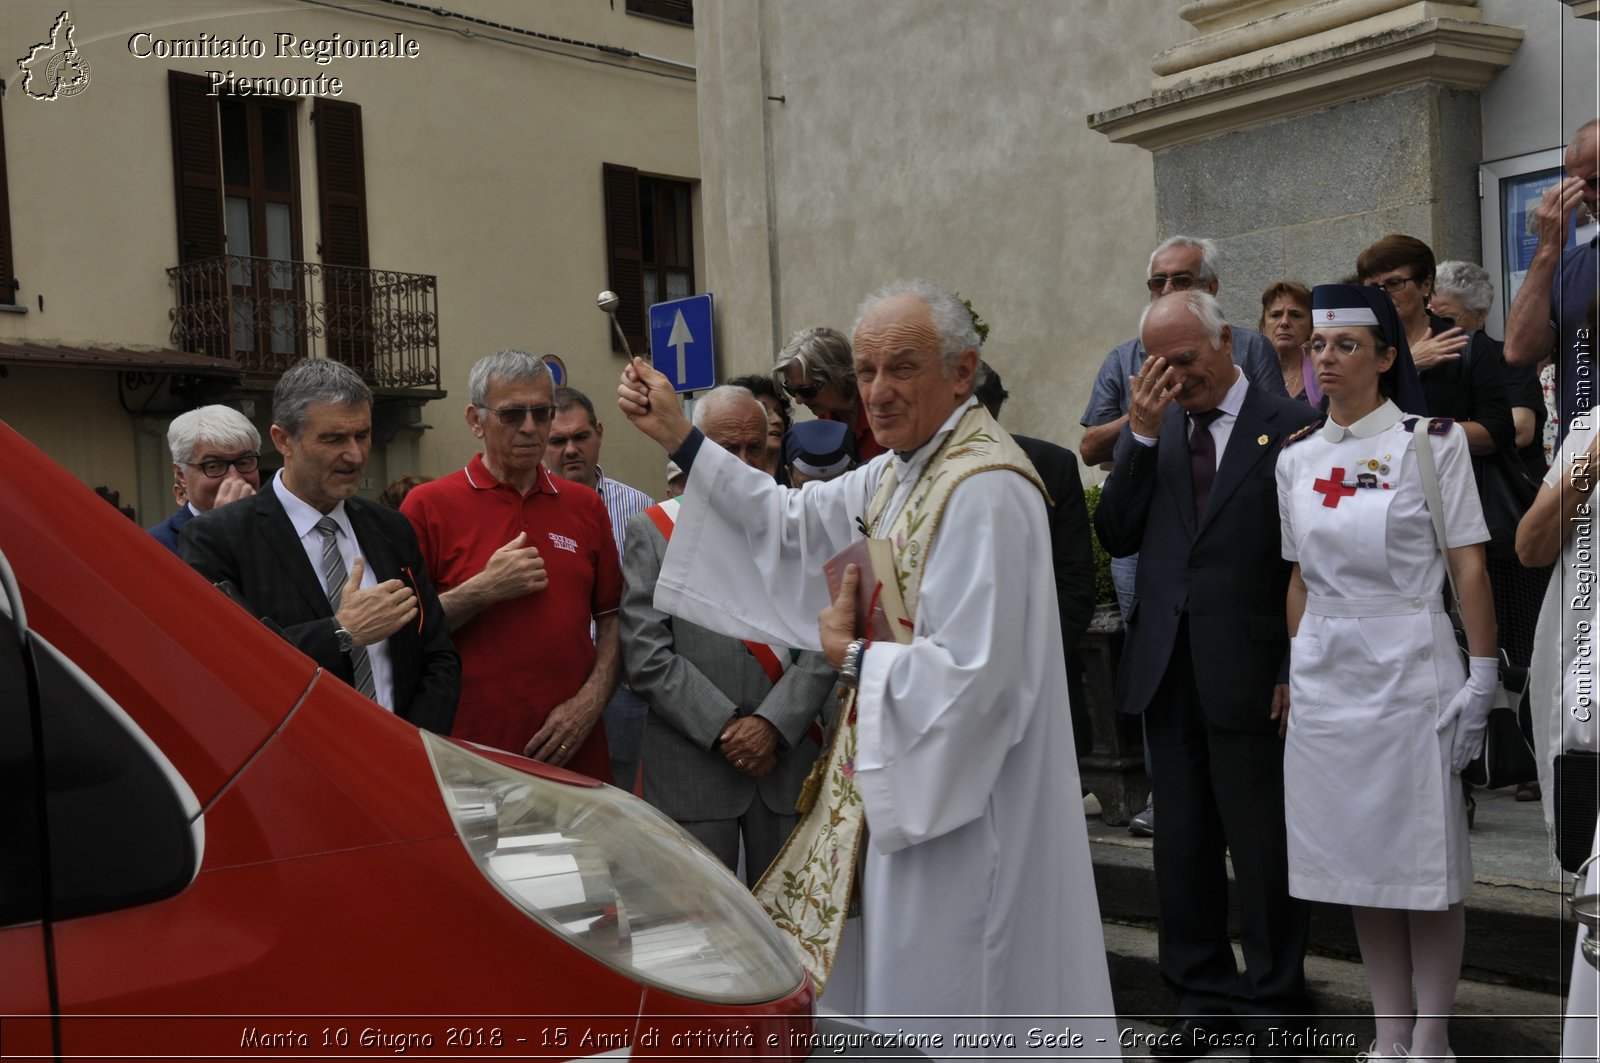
[{"x1": 620, "y1": 509, "x2": 835, "y2": 821}]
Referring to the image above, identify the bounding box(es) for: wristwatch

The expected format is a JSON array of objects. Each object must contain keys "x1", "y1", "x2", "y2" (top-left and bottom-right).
[
  {"x1": 332, "y1": 621, "x2": 355, "y2": 654},
  {"x1": 838, "y1": 637, "x2": 868, "y2": 688}
]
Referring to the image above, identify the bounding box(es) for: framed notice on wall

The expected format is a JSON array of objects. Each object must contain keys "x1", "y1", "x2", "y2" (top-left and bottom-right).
[{"x1": 1480, "y1": 148, "x2": 1598, "y2": 338}]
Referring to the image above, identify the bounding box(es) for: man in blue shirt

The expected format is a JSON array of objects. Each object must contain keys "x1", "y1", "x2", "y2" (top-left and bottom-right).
[
  {"x1": 1506, "y1": 118, "x2": 1599, "y2": 441},
  {"x1": 547, "y1": 384, "x2": 655, "y2": 790}
]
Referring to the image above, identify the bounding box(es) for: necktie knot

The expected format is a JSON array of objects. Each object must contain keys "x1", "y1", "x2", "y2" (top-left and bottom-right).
[
  {"x1": 315, "y1": 516, "x2": 340, "y2": 538},
  {"x1": 1190, "y1": 408, "x2": 1223, "y2": 432}
]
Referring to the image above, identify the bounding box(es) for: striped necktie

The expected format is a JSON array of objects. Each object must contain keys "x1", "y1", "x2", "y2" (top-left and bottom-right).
[{"x1": 315, "y1": 516, "x2": 376, "y2": 700}]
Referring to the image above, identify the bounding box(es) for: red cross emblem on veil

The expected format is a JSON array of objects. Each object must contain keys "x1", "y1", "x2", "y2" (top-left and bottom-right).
[{"x1": 1312, "y1": 468, "x2": 1356, "y2": 508}]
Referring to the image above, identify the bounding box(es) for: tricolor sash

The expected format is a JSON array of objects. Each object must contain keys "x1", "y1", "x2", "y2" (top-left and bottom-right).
[{"x1": 645, "y1": 498, "x2": 803, "y2": 689}]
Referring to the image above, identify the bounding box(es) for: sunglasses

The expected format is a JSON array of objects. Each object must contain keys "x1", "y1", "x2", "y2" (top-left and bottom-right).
[
  {"x1": 1145, "y1": 273, "x2": 1198, "y2": 294},
  {"x1": 479, "y1": 404, "x2": 555, "y2": 428},
  {"x1": 783, "y1": 381, "x2": 824, "y2": 401}
]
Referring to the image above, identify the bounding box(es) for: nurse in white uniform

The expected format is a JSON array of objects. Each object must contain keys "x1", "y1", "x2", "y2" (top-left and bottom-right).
[{"x1": 1276, "y1": 285, "x2": 1498, "y2": 1063}]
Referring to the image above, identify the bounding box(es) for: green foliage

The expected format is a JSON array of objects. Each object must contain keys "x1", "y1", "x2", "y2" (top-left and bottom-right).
[
  {"x1": 1081, "y1": 484, "x2": 1116, "y2": 607},
  {"x1": 959, "y1": 296, "x2": 990, "y2": 346}
]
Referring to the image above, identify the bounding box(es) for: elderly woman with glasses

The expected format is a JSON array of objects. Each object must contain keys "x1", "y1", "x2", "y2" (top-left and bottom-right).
[
  {"x1": 1432, "y1": 259, "x2": 1548, "y2": 479},
  {"x1": 1432, "y1": 262, "x2": 1551, "y2": 800},
  {"x1": 771, "y1": 325, "x2": 886, "y2": 461},
  {"x1": 1276, "y1": 285, "x2": 1497, "y2": 1063}
]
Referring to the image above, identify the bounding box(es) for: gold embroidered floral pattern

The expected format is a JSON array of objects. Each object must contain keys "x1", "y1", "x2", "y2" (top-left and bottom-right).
[{"x1": 762, "y1": 714, "x2": 860, "y2": 969}]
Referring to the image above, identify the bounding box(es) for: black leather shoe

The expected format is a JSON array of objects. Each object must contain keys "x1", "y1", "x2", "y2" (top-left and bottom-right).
[{"x1": 1151, "y1": 1016, "x2": 1237, "y2": 1059}]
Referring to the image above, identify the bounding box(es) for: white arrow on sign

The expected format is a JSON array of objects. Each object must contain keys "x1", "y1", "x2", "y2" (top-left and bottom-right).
[{"x1": 667, "y1": 309, "x2": 694, "y2": 386}]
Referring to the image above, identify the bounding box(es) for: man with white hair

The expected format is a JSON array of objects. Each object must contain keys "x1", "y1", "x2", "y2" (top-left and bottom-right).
[
  {"x1": 1080, "y1": 236, "x2": 1287, "y2": 471},
  {"x1": 618, "y1": 280, "x2": 1117, "y2": 1057},
  {"x1": 1095, "y1": 291, "x2": 1316, "y2": 1056},
  {"x1": 1080, "y1": 235, "x2": 1289, "y2": 839},
  {"x1": 149, "y1": 404, "x2": 262, "y2": 554},
  {"x1": 620, "y1": 386, "x2": 834, "y2": 883}
]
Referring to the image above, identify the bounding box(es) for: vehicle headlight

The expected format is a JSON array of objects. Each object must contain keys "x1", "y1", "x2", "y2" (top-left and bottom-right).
[{"x1": 423, "y1": 732, "x2": 806, "y2": 1005}]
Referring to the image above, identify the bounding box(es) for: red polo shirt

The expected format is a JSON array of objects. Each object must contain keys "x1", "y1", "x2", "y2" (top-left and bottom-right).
[{"x1": 402, "y1": 455, "x2": 621, "y2": 781}]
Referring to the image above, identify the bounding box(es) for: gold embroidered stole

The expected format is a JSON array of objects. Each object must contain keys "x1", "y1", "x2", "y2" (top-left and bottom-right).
[{"x1": 750, "y1": 402, "x2": 1046, "y2": 991}]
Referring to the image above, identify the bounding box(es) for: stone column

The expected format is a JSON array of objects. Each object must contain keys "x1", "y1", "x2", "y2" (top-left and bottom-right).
[{"x1": 1088, "y1": 0, "x2": 1524, "y2": 325}]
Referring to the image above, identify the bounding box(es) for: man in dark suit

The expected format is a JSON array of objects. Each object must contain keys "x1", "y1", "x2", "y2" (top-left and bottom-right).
[
  {"x1": 620, "y1": 386, "x2": 835, "y2": 883},
  {"x1": 975, "y1": 361, "x2": 1096, "y2": 757},
  {"x1": 1094, "y1": 291, "x2": 1316, "y2": 1058},
  {"x1": 182, "y1": 360, "x2": 458, "y2": 734}
]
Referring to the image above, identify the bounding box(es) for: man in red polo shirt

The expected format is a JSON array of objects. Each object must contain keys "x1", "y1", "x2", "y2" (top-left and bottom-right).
[{"x1": 402, "y1": 350, "x2": 621, "y2": 781}]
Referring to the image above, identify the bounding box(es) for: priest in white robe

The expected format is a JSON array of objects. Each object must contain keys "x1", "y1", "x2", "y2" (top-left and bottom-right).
[{"x1": 617, "y1": 279, "x2": 1119, "y2": 1060}]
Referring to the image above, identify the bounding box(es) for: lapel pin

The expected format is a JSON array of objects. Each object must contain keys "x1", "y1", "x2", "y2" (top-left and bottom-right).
[{"x1": 1257, "y1": 434, "x2": 1269, "y2": 446}]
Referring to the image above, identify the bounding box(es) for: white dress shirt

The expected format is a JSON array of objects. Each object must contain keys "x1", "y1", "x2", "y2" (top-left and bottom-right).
[{"x1": 272, "y1": 472, "x2": 396, "y2": 711}]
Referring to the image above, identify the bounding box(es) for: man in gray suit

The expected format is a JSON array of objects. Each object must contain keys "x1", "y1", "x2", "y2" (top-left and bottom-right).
[{"x1": 620, "y1": 386, "x2": 836, "y2": 883}]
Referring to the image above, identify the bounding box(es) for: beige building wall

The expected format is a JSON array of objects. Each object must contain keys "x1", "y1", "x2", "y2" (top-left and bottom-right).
[
  {"x1": 0, "y1": 0, "x2": 696, "y2": 520},
  {"x1": 695, "y1": 0, "x2": 1187, "y2": 464}
]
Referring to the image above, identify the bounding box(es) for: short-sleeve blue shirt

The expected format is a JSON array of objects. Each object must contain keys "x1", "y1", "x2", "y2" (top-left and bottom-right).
[{"x1": 1551, "y1": 235, "x2": 1599, "y2": 441}]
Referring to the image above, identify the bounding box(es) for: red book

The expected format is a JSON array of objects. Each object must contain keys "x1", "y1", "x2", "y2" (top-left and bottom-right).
[{"x1": 823, "y1": 538, "x2": 914, "y2": 645}]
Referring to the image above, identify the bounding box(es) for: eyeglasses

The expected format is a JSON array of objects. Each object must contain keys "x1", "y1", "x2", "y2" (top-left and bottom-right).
[
  {"x1": 184, "y1": 453, "x2": 260, "y2": 479},
  {"x1": 782, "y1": 381, "x2": 823, "y2": 401},
  {"x1": 1145, "y1": 273, "x2": 1198, "y2": 294},
  {"x1": 479, "y1": 404, "x2": 556, "y2": 428},
  {"x1": 1366, "y1": 276, "x2": 1418, "y2": 294},
  {"x1": 1301, "y1": 338, "x2": 1378, "y2": 358}
]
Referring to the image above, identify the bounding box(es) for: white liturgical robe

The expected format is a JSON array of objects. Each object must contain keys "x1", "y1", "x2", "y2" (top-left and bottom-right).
[{"x1": 656, "y1": 399, "x2": 1119, "y2": 1060}]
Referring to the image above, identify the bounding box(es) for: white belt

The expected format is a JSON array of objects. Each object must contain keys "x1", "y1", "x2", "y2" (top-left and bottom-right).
[{"x1": 1304, "y1": 592, "x2": 1444, "y2": 618}]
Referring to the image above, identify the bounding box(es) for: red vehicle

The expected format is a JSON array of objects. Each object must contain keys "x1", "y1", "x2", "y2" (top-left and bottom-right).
[{"x1": 0, "y1": 421, "x2": 834, "y2": 1060}]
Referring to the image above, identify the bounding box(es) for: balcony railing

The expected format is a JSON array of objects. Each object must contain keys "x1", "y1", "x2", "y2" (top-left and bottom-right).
[{"x1": 167, "y1": 255, "x2": 441, "y2": 390}]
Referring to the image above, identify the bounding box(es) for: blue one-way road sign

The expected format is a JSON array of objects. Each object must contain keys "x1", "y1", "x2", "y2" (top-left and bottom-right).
[{"x1": 649, "y1": 293, "x2": 715, "y2": 393}]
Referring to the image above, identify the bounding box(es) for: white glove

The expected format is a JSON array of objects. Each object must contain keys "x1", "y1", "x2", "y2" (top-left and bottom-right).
[{"x1": 1436, "y1": 656, "x2": 1499, "y2": 773}]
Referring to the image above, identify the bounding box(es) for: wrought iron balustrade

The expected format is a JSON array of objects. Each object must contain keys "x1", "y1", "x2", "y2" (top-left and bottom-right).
[{"x1": 167, "y1": 255, "x2": 441, "y2": 390}]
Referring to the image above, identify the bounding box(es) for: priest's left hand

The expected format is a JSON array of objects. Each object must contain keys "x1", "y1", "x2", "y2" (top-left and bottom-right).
[{"x1": 820, "y1": 563, "x2": 859, "y2": 669}]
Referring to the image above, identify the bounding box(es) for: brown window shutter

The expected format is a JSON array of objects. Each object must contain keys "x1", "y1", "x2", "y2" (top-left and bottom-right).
[
  {"x1": 0, "y1": 99, "x2": 13, "y2": 305},
  {"x1": 168, "y1": 71, "x2": 223, "y2": 264},
  {"x1": 603, "y1": 163, "x2": 645, "y2": 353},
  {"x1": 313, "y1": 98, "x2": 369, "y2": 269},
  {"x1": 314, "y1": 99, "x2": 371, "y2": 374},
  {"x1": 626, "y1": 0, "x2": 693, "y2": 26}
]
